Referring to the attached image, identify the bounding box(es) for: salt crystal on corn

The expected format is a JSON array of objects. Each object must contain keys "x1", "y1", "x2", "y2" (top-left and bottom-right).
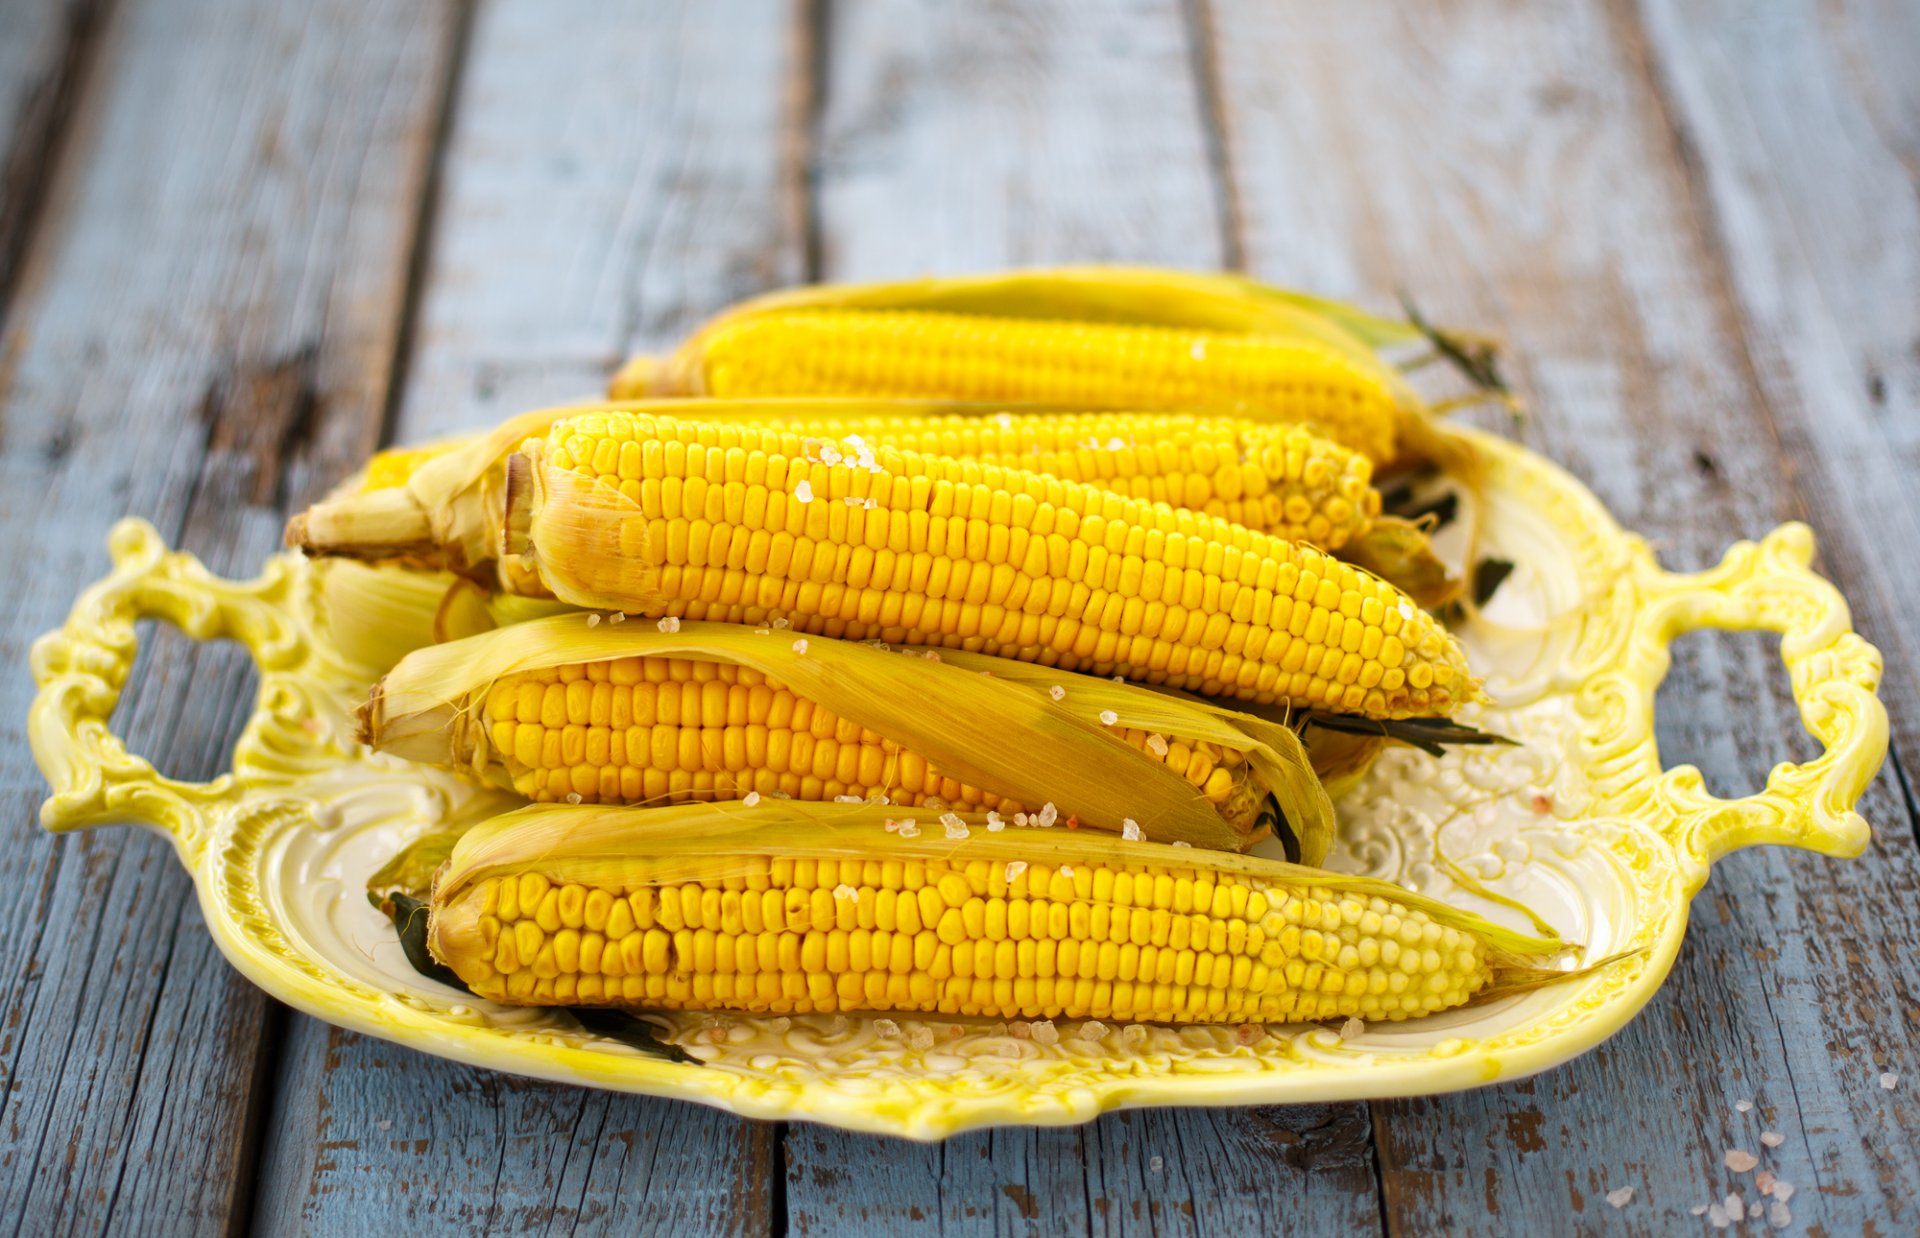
[
  {"x1": 1121, "y1": 819, "x2": 1143, "y2": 842},
  {"x1": 1725, "y1": 1149, "x2": 1758, "y2": 1172},
  {"x1": 1004, "y1": 861, "x2": 1027, "y2": 882},
  {"x1": 792, "y1": 639, "x2": 808, "y2": 653},
  {"x1": 985, "y1": 811, "x2": 1005, "y2": 832},
  {"x1": 1147, "y1": 735, "x2": 1169, "y2": 757},
  {"x1": 1605, "y1": 1187, "x2": 1634, "y2": 1209},
  {"x1": 1037, "y1": 802, "x2": 1058, "y2": 827},
  {"x1": 609, "y1": 612, "x2": 626, "y2": 624},
  {"x1": 743, "y1": 791, "x2": 761, "y2": 806},
  {"x1": 1048, "y1": 685, "x2": 1066, "y2": 701},
  {"x1": 872, "y1": 1019, "x2": 900, "y2": 1038},
  {"x1": 1099, "y1": 710, "x2": 1119, "y2": 725},
  {"x1": 586, "y1": 613, "x2": 601, "y2": 627},
  {"x1": 794, "y1": 479, "x2": 814, "y2": 503},
  {"x1": 833, "y1": 884, "x2": 858, "y2": 901},
  {"x1": 1030, "y1": 1020, "x2": 1059, "y2": 1046},
  {"x1": 656, "y1": 616, "x2": 681, "y2": 633}
]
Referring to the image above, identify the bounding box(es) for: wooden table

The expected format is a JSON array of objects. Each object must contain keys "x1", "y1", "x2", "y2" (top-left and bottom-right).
[{"x1": 3, "y1": 1, "x2": 1915, "y2": 1232}]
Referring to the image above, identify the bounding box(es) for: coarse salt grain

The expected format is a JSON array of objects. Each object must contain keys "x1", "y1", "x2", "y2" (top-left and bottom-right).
[
  {"x1": 586, "y1": 613, "x2": 601, "y2": 627},
  {"x1": 743, "y1": 791, "x2": 761, "y2": 807},
  {"x1": 1339, "y1": 1017, "x2": 1364, "y2": 1040},
  {"x1": 943, "y1": 819, "x2": 970, "y2": 840},
  {"x1": 1691, "y1": 1204, "x2": 1709, "y2": 1216},
  {"x1": 1768, "y1": 1201, "x2": 1790, "y2": 1228},
  {"x1": 1009, "y1": 1021, "x2": 1030, "y2": 1039},
  {"x1": 1755, "y1": 1170, "x2": 1776, "y2": 1195},
  {"x1": 1149, "y1": 1154, "x2": 1165, "y2": 1172},
  {"x1": 844, "y1": 495, "x2": 862, "y2": 505},
  {"x1": 1059, "y1": 866, "x2": 1075, "y2": 879},
  {"x1": 794, "y1": 480, "x2": 814, "y2": 503},
  {"x1": 792, "y1": 639, "x2": 808, "y2": 653},
  {"x1": 565, "y1": 792, "x2": 582, "y2": 804},
  {"x1": 1030, "y1": 1020, "x2": 1059, "y2": 1046},
  {"x1": 1880, "y1": 1071, "x2": 1899, "y2": 1089},
  {"x1": 1172, "y1": 840, "x2": 1192, "y2": 849},
  {"x1": 1760, "y1": 1131, "x2": 1784, "y2": 1148},
  {"x1": 1122, "y1": 819, "x2": 1143, "y2": 842},
  {"x1": 1772, "y1": 1181, "x2": 1794, "y2": 1203},
  {"x1": 1725, "y1": 1193, "x2": 1745, "y2": 1222},
  {"x1": 826, "y1": 1015, "x2": 850, "y2": 1035},
  {"x1": 1014, "y1": 812, "x2": 1029, "y2": 826},
  {"x1": 1726, "y1": 1149, "x2": 1759, "y2": 1173},
  {"x1": 872, "y1": 1019, "x2": 900, "y2": 1038},
  {"x1": 1049, "y1": 685, "x2": 1066, "y2": 701},
  {"x1": 1004, "y1": 861, "x2": 1027, "y2": 883},
  {"x1": 1037, "y1": 802, "x2": 1059, "y2": 827},
  {"x1": 833, "y1": 884, "x2": 858, "y2": 901},
  {"x1": 863, "y1": 498, "x2": 876, "y2": 509},
  {"x1": 835, "y1": 795, "x2": 863, "y2": 804},
  {"x1": 1146, "y1": 734, "x2": 1169, "y2": 757},
  {"x1": 610, "y1": 612, "x2": 626, "y2": 624},
  {"x1": 1605, "y1": 1187, "x2": 1634, "y2": 1209},
  {"x1": 908, "y1": 1025, "x2": 934, "y2": 1050},
  {"x1": 1099, "y1": 709, "x2": 1119, "y2": 725},
  {"x1": 772, "y1": 617, "x2": 789, "y2": 629},
  {"x1": 1081, "y1": 1021, "x2": 1108, "y2": 1041},
  {"x1": 1736, "y1": 1099, "x2": 1754, "y2": 1113},
  {"x1": 986, "y1": 811, "x2": 1005, "y2": 832},
  {"x1": 657, "y1": 616, "x2": 681, "y2": 633},
  {"x1": 1707, "y1": 1202, "x2": 1728, "y2": 1228}
]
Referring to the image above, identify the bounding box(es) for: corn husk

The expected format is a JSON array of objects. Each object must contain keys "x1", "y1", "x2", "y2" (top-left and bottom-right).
[
  {"x1": 362, "y1": 615, "x2": 1335, "y2": 859},
  {"x1": 314, "y1": 558, "x2": 574, "y2": 674},
  {"x1": 431, "y1": 799, "x2": 1567, "y2": 967}
]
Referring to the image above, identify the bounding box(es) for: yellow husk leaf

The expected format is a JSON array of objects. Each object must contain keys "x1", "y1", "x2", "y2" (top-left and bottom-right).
[
  {"x1": 314, "y1": 558, "x2": 574, "y2": 674},
  {"x1": 433, "y1": 799, "x2": 1566, "y2": 962},
  {"x1": 366, "y1": 615, "x2": 1337, "y2": 855}
]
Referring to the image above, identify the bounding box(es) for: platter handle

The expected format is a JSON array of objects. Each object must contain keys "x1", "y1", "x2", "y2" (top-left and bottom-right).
[
  {"x1": 28, "y1": 519, "x2": 304, "y2": 860},
  {"x1": 1632, "y1": 522, "x2": 1886, "y2": 869}
]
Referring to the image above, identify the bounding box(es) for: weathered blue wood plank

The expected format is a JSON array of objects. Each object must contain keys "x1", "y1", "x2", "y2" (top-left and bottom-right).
[
  {"x1": 0, "y1": 0, "x2": 102, "y2": 305},
  {"x1": 784, "y1": 3, "x2": 1386, "y2": 1228},
  {"x1": 252, "y1": 2, "x2": 806, "y2": 1230},
  {"x1": 1207, "y1": 0, "x2": 1920, "y2": 1230},
  {"x1": 0, "y1": 0, "x2": 463, "y2": 1229},
  {"x1": 786, "y1": 1105, "x2": 1379, "y2": 1236}
]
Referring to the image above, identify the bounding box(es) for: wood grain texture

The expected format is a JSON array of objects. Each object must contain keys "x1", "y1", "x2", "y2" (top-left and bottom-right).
[
  {"x1": 1206, "y1": 0, "x2": 1920, "y2": 1230},
  {"x1": 385, "y1": 0, "x2": 811, "y2": 443},
  {"x1": 1635, "y1": 0, "x2": 1920, "y2": 774},
  {"x1": 0, "y1": 0, "x2": 461, "y2": 1230},
  {"x1": 785, "y1": 2, "x2": 1386, "y2": 1231},
  {"x1": 812, "y1": 0, "x2": 1228, "y2": 278},
  {"x1": 0, "y1": 0, "x2": 105, "y2": 317},
  {"x1": 252, "y1": 2, "x2": 807, "y2": 1230},
  {"x1": 785, "y1": 1104, "x2": 1379, "y2": 1237}
]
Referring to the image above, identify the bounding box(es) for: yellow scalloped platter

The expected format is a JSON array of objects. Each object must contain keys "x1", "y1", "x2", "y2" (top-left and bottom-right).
[{"x1": 28, "y1": 429, "x2": 1887, "y2": 1139}]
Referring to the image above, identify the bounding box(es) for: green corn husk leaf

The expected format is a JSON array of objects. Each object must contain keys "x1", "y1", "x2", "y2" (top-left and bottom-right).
[
  {"x1": 364, "y1": 616, "x2": 1337, "y2": 856},
  {"x1": 383, "y1": 892, "x2": 468, "y2": 990},
  {"x1": 435, "y1": 800, "x2": 1568, "y2": 964}
]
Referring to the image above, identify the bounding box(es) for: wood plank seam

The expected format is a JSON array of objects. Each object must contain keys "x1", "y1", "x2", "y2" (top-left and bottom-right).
[
  {"x1": 373, "y1": 0, "x2": 480, "y2": 455},
  {"x1": 0, "y1": 0, "x2": 111, "y2": 340},
  {"x1": 1179, "y1": 0, "x2": 1246, "y2": 272}
]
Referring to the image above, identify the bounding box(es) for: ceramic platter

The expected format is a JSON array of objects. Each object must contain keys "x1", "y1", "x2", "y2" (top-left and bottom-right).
[{"x1": 27, "y1": 429, "x2": 1887, "y2": 1139}]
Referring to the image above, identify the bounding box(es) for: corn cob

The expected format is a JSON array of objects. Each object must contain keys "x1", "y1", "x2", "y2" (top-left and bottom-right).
[
  {"x1": 363, "y1": 616, "x2": 1335, "y2": 858},
  {"x1": 508, "y1": 409, "x2": 1476, "y2": 719},
  {"x1": 611, "y1": 267, "x2": 1479, "y2": 469},
  {"x1": 360, "y1": 410, "x2": 1388, "y2": 555},
  {"x1": 642, "y1": 310, "x2": 1404, "y2": 464},
  {"x1": 424, "y1": 802, "x2": 1570, "y2": 1023}
]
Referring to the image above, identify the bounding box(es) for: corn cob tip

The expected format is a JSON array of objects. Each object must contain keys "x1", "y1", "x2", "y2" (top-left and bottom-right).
[{"x1": 285, "y1": 487, "x2": 436, "y2": 560}]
